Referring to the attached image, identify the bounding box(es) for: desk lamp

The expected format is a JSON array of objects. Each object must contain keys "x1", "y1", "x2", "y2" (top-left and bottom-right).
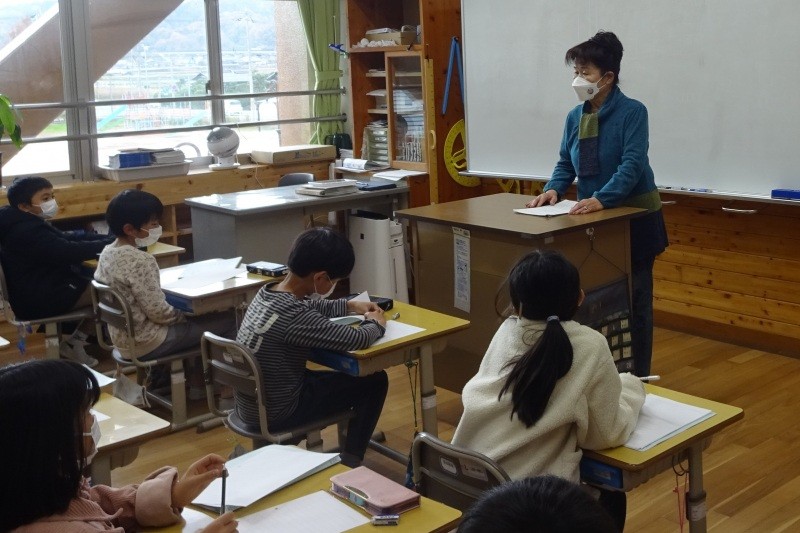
[{"x1": 207, "y1": 126, "x2": 240, "y2": 170}]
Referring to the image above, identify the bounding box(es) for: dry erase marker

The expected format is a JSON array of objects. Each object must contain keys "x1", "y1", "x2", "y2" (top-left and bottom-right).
[
  {"x1": 220, "y1": 467, "x2": 228, "y2": 515},
  {"x1": 639, "y1": 375, "x2": 661, "y2": 382},
  {"x1": 372, "y1": 515, "x2": 400, "y2": 526}
]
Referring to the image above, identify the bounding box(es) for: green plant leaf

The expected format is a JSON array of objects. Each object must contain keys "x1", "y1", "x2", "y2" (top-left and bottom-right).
[{"x1": 0, "y1": 94, "x2": 23, "y2": 148}]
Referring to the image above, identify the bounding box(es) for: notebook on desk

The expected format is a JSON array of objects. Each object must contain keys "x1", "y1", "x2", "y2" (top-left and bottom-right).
[{"x1": 192, "y1": 445, "x2": 340, "y2": 512}]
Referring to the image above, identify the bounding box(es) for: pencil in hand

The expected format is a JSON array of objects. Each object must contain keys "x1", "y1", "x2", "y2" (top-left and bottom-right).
[{"x1": 220, "y1": 467, "x2": 228, "y2": 515}]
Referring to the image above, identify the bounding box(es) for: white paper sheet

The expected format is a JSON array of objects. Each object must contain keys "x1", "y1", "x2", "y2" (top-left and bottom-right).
[
  {"x1": 161, "y1": 257, "x2": 244, "y2": 290},
  {"x1": 84, "y1": 364, "x2": 116, "y2": 387},
  {"x1": 624, "y1": 394, "x2": 715, "y2": 451},
  {"x1": 193, "y1": 445, "x2": 340, "y2": 511},
  {"x1": 371, "y1": 169, "x2": 426, "y2": 180},
  {"x1": 236, "y1": 491, "x2": 369, "y2": 533},
  {"x1": 370, "y1": 320, "x2": 425, "y2": 347},
  {"x1": 453, "y1": 227, "x2": 470, "y2": 312},
  {"x1": 90, "y1": 408, "x2": 111, "y2": 422},
  {"x1": 513, "y1": 199, "x2": 578, "y2": 217}
]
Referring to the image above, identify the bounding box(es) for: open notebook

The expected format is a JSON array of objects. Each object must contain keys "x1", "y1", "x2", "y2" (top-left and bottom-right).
[
  {"x1": 193, "y1": 445, "x2": 340, "y2": 512},
  {"x1": 624, "y1": 394, "x2": 715, "y2": 451}
]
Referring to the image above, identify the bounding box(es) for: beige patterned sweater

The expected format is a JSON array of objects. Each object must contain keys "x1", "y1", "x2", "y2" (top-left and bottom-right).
[{"x1": 94, "y1": 242, "x2": 184, "y2": 358}]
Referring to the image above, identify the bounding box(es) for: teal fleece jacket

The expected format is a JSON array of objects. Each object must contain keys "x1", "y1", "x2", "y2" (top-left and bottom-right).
[{"x1": 545, "y1": 85, "x2": 661, "y2": 212}]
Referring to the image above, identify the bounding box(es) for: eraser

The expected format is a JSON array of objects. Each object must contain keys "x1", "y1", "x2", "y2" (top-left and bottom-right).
[{"x1": 771, "y1": 189, "x2": 800, "y2": 200}]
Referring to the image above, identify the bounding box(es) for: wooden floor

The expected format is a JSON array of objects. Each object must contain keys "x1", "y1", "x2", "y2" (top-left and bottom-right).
[{"x1": 3, "y1": 326, "x2": 800, "y2": 531}]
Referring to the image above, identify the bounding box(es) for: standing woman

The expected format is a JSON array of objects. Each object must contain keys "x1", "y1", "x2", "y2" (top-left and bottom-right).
[{"x1": 526, "y1": 31, "x2": 668, "y2": 377}]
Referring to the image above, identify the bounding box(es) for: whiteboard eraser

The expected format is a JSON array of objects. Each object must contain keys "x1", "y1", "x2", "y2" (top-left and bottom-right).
[{"x1": 771, "y1": 189, "x2": 800, "y2": 200}]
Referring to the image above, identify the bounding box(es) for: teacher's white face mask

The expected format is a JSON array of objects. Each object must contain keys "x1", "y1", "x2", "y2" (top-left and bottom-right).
[{"x1": 572, "y1": 75, "x2": 607, "y2": 102}]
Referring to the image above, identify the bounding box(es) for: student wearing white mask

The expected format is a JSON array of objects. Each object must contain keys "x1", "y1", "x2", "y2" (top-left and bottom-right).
[
  {"x1": 0, "y1": 359, "x2": 238, "y2": 533},
  {"x1": 525, "y1": 31, "x2": 668, "y2": 377},
  {"x1": 236, "y1": 227, "x2": 388, "y2": 467},
  {"x1": 0, "y1": 176, "x2": 113, "y2": 367},
  {"x1": 94, "y1": 189, "x2": 236, "y2": 397}
]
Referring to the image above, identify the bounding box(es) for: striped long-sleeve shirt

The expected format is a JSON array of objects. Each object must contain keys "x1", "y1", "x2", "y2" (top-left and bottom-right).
[{"x1": 236, "y1": 283, "x2": 385, "y2": 425}]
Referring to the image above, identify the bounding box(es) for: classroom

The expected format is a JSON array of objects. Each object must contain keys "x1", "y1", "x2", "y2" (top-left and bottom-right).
[{"x1": 1, "y1": 1, "x2": 799, "y2": 531}]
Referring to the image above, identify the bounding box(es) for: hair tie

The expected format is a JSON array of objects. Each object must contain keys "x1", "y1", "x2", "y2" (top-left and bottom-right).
[{"x1": 546, "y1": 315, "x2": 560, "y2": 323}]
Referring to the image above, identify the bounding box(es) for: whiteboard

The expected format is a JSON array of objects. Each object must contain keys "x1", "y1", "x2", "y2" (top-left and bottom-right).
[{"x1": 461, "y1": 0, "x2": 800, "y2": 196}]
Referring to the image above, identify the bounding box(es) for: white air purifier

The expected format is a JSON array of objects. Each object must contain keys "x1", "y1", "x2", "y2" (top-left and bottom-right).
[{"x1": 348, "y1": 212, "x2": 409, "y2": 303}]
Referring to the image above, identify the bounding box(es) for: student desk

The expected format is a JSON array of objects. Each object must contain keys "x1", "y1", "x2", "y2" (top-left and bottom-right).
[
  {"x1": 309, "y1": 301, "x2": 470, "y2": 447},
  {"x1": 581, "y1": 385, "x2": 744, "y2": 533},
  {"x1": 152, "y1": 463, "x2": 461, "y2": 533},
  {"x1": 396, "y1": 193, "x2": 643, "y2": 392},
  {"x1": 83, "y1": 242, "x2": 186, "y2": 269},
  {"x1": 159, "y1": 266, "x2": 274, "y2": 316},
  {"x1": 185, "y1": 183, "x2": 409, "y2": 264},
  {"x1": 92, "y1": 392, "x2": 171, "y2": 486}
]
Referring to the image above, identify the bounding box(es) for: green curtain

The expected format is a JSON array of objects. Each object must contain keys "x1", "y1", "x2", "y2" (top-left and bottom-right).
[{"x1": 297, "y1": 0, "x2": 344, "y2": 144}]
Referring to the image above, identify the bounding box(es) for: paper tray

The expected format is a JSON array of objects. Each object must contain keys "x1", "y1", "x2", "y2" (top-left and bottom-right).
[{"x1": 99, "y1": 160, "x2": 191, "y2": 181}]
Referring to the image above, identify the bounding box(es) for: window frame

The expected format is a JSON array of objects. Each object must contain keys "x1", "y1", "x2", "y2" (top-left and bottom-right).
[{"x1": 1, "y1": 0, "x2": 344, "y2": 182}]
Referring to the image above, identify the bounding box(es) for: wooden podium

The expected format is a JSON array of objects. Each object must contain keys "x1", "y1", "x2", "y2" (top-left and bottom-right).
[{"x1": 396, "y1": 193, "x2": 642, "y2": 392}]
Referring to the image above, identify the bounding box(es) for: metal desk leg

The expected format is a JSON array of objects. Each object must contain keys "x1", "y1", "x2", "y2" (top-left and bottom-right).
[
  {"x1": 90, "y1": 455, "x2": 113, "y2": 486},
  {"x1": 44, "y1": 322, "x2": 61, "y2": 359},
  {"x1": 419, "y1": 343, "x2": 438, "y2": 436},
  {"x1": 687, "y1": 444, "x2": 707, "y2": 533}
]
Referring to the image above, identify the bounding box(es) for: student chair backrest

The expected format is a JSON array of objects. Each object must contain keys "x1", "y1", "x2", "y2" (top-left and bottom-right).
[
  {"x1": 411, "y1": 431, "x2": 511, "y2": 511},
  {"x1": 278, "y1": 172, "x2": 314, "y2": 186},
  {"x1": 200, "y1": 331, "x2": 270, "y2": 429},
  {"x1": 0, "y1": 256, "x2": 16, "y2": 323},
  {"x1": 90, "y1": 280, "x2": 136, "y2": 352}
]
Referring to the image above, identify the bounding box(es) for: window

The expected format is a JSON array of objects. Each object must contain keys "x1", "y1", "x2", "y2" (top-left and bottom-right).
[{"x1": 0, "y1": 0, "x2": 328, "y2": 184}]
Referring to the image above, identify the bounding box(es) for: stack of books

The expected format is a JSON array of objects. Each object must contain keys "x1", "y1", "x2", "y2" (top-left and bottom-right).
[
  {"x1": 108, "y1": 148, "x2": 186, "y2": 169},
  {"x1": 295, "y1": 179, "x2": 359, "y2": 197},
  {"x1": 152, "y1": 148, "x2": 186, "y2": 164}
]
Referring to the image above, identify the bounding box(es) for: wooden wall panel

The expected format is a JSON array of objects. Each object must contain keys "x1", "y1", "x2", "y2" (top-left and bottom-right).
[
  {"x1": 658, "y1": 245, "x2": 800, "y2": 284},
  {"x1": 655, "y1": 193, "x2": 800, "y2": 358},
  {"x1": 654, "y1": 261, "x2": 800, "y2": 304}
]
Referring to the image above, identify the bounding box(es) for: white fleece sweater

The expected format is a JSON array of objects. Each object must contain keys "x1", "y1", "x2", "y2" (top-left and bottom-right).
[{"x1": 451, "y1": 316, "x2": 645, "y2": 482}]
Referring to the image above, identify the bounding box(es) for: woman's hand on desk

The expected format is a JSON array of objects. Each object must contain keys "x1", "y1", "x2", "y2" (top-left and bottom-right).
[
  {"x1": 525, "y1": 189, "x2": 559, "y2": 207},
  {"x1": 201, "y1": 512, "x2": 238, "y2": 533},
  {"x1": 172, "y1": 453, "x2": 227, "y2": 508},
  {"x1": 569, "y1": 197, "x2": 604, "y2": 215}
]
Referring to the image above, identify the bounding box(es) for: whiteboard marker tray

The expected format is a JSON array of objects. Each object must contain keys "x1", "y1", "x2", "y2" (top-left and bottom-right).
[{"x1": 99, "y1": 160, "x2": 191, "y2": 182}]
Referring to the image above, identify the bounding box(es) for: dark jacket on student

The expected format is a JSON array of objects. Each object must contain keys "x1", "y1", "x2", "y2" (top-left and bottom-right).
[{"x1": 0, "y1": 206, "x2": 112, "y2": 320}]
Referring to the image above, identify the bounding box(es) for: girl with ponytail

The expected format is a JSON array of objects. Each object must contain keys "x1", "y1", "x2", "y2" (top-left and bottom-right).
[{"x1": 452, "y1": 249, "x2": 645, "y2": 485}]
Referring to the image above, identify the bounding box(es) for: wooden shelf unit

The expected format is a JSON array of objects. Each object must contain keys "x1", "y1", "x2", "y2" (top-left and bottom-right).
[{"x1": 344, "y1": 0, "x2": 465, "y2": 206}]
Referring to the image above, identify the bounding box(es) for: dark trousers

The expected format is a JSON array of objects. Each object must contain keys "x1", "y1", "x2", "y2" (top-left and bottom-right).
[
  {"x1": 630, "y1": 256, "x2": 656, "y2": 377},
  {"x1": 272, "y1": 369, "x2": 389, "y2": 460}
]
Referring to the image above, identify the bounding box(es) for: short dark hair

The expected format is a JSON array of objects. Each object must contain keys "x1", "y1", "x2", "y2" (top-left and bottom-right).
[
  {"x1": 457, "y1": 476, "x2": 619, "y2": 533},
  {"x1": 7, "y1": 176, "x2": 53, "y2": 208},
  {"x1": 0, "y1": 360, "x2": 100, "y2": 531},
  {"x1": 498, "y1": 250, "x2": 582, "y2": 427},
  {"x1": 105, "y1": 189, "x2": 164, "y2": 237},
  {"x1": 287, "y1": 227, "x2": 355, "y2": 279},
  {"x1": 565, "y1": 31, "x2": 624, "y2": 85}
]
